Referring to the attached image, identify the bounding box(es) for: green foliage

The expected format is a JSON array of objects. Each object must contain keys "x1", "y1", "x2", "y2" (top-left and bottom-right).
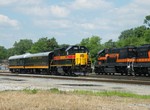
[
  {"x1": 59, "y1": 44, "x2": 70, "y2": 48},
  {"x1": 144, "y1": 29, "x2": 150, "y2": 43},
  {"x1": 7, "y1": 48, "x2": 15, "y2": 57},
  {"x1": 116, "y1": 36, "x2": 146, "y2": 47},
  {"x1": 118, "y1": 26, "x2": 146, "y2": 41},
  {"x1": 104, "y1": 39, "x2": 116, "y2": 48},
  {"x1": 119, "y1": 29, "x2": 134, "y2": 40},
  {"x1": 49, "y1": 88, "x2": 60, "y2": 93},
  {"x1": 23, "y1": 88, "x2": 38, "y2": 94},
  {"x1": 0, "y1": 46, "x2": 7, "y2": 60},
  {"x1": 13, "y1": 39, "x2": 33, "y2": 55},
  {"x1": 80, "y1": 35, "x2": 103, "y2": 62},
  {"x1": 73, "y1": 90, "x2": 150, "y2": 99},
  {"x1": 144, "y1": 15, "x2": 150, "y2": 27},
  {"x1": 49, "y1": 88, "x2": 66, "y2": 94},
  {"x1": 117, "y1": 26, "x2": 149, "y2": 47},
  {"x1": 29, "y1": 37, "x2": 59, "y2": 53}
]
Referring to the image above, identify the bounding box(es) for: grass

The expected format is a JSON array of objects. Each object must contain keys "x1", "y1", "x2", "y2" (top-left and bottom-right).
[
  {"x1": 12, "y1": 88, "x2": 150, "y2": 99},
  {"x1": 23, "y1": 88, "x2": 38, "y2": 94},
  {"x1": 0, "y1": 89, "x2": 150, "y2": 110},
  {"x1": 47, "y1": 88, "x2": 150, "y2": 99},
  {"x1": 72, "y1": 90, "x2": 150, "y2": 99}
]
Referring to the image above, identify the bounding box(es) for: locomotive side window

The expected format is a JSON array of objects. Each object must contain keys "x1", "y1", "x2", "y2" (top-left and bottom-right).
[
  {"x1": 128, "y1": 48, "x2": 137, "y2": 58},
  {"x1": 54, "y1": 48, "x2": 66, "y2": 56},
  {"x1": 137, "y1": 47, "x2": 148, "y2": 58},
  {"x1": 119, "y1": 49, "x2": 127, "y2": 58}
]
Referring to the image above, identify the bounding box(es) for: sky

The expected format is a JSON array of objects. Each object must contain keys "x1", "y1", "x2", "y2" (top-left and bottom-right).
[{"x1": 0, "y1": 0, "x2": 150, "y2": 48}]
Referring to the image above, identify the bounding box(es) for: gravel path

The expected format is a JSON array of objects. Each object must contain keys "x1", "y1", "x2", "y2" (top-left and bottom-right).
[{"x1": 0, "y1": 75, "x2": 150, "y2": 95}]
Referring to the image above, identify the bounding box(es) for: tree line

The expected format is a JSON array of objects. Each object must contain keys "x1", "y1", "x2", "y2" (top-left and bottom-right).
[{"x1": 0, "y1": 15, "x2": 150, "y2": 62}]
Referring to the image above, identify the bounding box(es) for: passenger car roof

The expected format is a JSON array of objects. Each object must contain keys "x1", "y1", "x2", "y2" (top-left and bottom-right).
[
  {"x1": 8, "y1": 51, "x2": 53, "y2": 60},
  {"x1": 25, "y1": 51, "x2": 53, "y2": 58},
  {"x1": 8, "y1": 53, "x2": 31, "y2": 60}
]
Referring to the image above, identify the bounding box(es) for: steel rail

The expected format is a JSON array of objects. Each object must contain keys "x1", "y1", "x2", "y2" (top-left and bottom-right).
[{"x1": 0, "y1": 72, "x2": 150, "y2": 85}]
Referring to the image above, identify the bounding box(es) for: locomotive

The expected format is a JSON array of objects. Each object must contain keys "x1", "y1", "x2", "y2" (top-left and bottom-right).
[
  {"x1": 8, "y1": 45, "x2": 92, "y2": 75},
  {"x1": 94, "y1": 44, "x2": 150, "y2": 76}
]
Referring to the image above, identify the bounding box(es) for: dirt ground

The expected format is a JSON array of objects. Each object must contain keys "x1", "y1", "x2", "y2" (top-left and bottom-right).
[{"x1": 0, "y1": 91, "x2": 150, "y2": 110}]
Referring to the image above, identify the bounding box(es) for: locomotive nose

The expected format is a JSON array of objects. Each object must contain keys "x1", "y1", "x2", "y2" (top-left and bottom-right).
[{"x1": 75, "y1": 53, "x2": 88, "y2": 65}]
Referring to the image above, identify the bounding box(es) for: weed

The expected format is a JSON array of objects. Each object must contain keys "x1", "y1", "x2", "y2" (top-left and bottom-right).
[
  {"x1": 72, "y1": 90, "x2": 150, "y2": 99},
  {"x1": 23, "y1": 88, "x2": 38, "y2": 94},
  {"x1": 49, "y1": 88, "x2": 60, "y2": 93}
]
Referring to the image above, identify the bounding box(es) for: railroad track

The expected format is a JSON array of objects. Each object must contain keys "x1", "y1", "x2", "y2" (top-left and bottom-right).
[
  {"x1": 0, "y1": 72, "x2": 150, "y2": 85},
  {"x1": 87, "y1": 74, "x2": 150, "y2": 81}
]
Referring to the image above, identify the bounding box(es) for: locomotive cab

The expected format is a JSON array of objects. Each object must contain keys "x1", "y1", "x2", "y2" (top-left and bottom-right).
[
  {"x1": 134, "y1": 44, "x2": 150, "y2": 76},
  {"x1": 51, "y1": 45, "x2": 92, "y2": 75},
  {"x1": 66, "y1": 45, "x2": 92, "y2": 75},
  {"x1": 115, "y1": 46, "x2": 136, "y2": 75},
  {"x1": 94, "y1": 49, "x2": 106, "y2": 74}
]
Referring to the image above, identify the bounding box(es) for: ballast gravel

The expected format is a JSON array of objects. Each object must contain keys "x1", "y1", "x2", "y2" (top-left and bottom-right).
[{"x1": 0, "y1": 75, "x2": 150, "y2": 95}]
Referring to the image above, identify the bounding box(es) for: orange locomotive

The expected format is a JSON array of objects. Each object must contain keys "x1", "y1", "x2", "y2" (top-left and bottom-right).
[
  {"x1": 134, "y1": 44, "x2": 150, "y2": 76},
  {"x1": 94, "y1": 45, "x2": 150, "y2": 76}
]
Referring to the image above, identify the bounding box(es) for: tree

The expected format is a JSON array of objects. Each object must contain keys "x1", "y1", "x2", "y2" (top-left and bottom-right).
[
  {"x1": 7, "y1": 48, "x2": 15, "y2": 58},
  {"x1": 144, "y1": 15, "x2": 150, "y2": 27},
  {"x1": 134, "y1": 26, "x2": 146, "y2": 38},
  {"x1": 59, "y1": 44, "x2": 70, "y2": 48},
  {"x1": 144, "y1": 29, "x2": 150, "y2": 43},
  {"x1": 13, "y1": 39, "x2": 33, "y2": 55},
  {"x1": 0, "y1": 46, "x2": 7, "y2": 60},
  {"x1": 117, "y1": 26, "x2": 147, "y2": 47},
  {"x1": 104, "y1": 39, "x2": 116, "y2": 48},
  {"x1": 47, "y1": 37, "x2": 59, "y2": 50},
  {"x1": 117, "y1": 36, "x2": 147, "y2": 47},
  {"x1": 80, "y1": 36, "x2": 102, "y2": 62},
  {"x1": 30, "y1": 37, "x2": 59, "y2": 53},
  {"x1": 118, "y1": 26, "x2": 146, "y2": 40},
  {"x1": 118, "y1": 29, "x2": 134, "y2": 40}
]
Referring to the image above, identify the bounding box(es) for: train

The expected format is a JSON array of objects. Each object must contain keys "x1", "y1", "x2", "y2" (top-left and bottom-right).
[
  {"x1": 94, "y1": 44, "x2": 150, "y2": 76},
  {"x1": 8, "y1": 44, "x2": 150, "y2": 77},
  {"x1": 8, "y1": 45, "x2": 92, "y2": 75}
]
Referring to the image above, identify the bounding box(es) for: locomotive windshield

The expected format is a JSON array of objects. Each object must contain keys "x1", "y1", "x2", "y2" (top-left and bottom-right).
[
  {"x1": 137, "y1": 47, "x2": 149, "y2": 58},
  {"x1": 98, "y1": 49, "x2": 105, "y2": 57},
  {"x1": 66, "y1": 46, "x2": 89, "y2": 55},
  {"x1": 79, "y1": 46, "x2": 89, "y2": 53}
]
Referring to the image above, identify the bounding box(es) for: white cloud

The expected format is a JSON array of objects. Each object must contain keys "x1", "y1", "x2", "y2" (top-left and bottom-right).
[
  {"x1": 0, "y1": 14, "x2": 19, "y2": 28},
  {"x1": 1, "y1": 0, "x2": 150, "y2": 48},
  {"x1": 19, "y1": 0, "x2": 42, "y2": 5},
  {"x1": 34, "y1": 19, "x2": 71, "y2": 29},
  {"x1": 80, "y1": 23, "x2": 96, "y2": 30},
  {"x1": 17, "y1": 5, "x2": 69, "y2": 18},
  {"x1": 71, "y1": 0, "x2": 112, "y2": 10},
  {"x1": 0, "y1": 0, "x2": 42, "y2": 6},
  {"x1": 110, "y1": 0, "x2": 150, "y2": 29},
  {"x1": 0, "y1": 0, "x2": 17, "y2": 6},
  {"x1": 134, "y1": 0, "x2": 150, "y2": 6},
  {"x1": 18, "y1": 6, "x2": 49, "y2": 17},
  {"x1": 50, "y1": 5, "x2": 70, "y2": 18}
]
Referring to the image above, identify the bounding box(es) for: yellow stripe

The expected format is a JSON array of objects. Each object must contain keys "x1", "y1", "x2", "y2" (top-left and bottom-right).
[
  {"x1": 25, "y1": 66, "x2": 48, "y2": 69},
  {"x1": 9, "y1": 66, "x2": 24, "y2": 69}
]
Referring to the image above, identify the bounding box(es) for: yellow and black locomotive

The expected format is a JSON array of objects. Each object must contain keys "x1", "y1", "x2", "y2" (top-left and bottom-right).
[{"x1": 8, "y1": 45, "x2": 92, "y2": 75}]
